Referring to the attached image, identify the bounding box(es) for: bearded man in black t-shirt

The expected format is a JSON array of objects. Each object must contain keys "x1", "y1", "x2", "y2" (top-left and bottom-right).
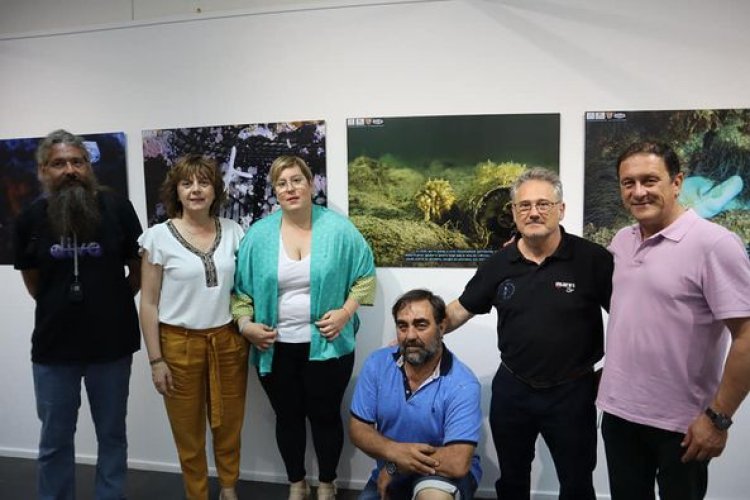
[{"x1": 13, "y1": 129, "x2": 142, "y2": 500}]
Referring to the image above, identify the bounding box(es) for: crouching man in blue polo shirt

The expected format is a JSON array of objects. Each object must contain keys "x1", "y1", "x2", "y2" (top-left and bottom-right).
[{"x1": 350, "y1": 289, "x2": 482, "y2": 500}]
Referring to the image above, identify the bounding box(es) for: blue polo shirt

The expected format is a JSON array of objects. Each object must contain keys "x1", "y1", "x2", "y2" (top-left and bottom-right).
[{"x1": 350, "y1": 345, "x2": 482, "y2": 484}]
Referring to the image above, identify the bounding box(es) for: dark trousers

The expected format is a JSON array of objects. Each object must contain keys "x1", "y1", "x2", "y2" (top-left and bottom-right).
[
  {"x1": 258, "y1": 342, "x2": 355, "y2": 483},
  {"x1": 490, "y1": 365, "x2": 597, "y2": 500},
  {"x1": 601, "y1": 412, "x2": 708, "y2": 500}
]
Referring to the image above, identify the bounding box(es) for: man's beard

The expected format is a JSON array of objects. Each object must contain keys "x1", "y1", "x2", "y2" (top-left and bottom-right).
[
  {"x1": 400, "y1": 338, "x2": 441, "y2": 366},
  {"x1": 47, "y1": 174, "x2": 101, "y2": 240}
]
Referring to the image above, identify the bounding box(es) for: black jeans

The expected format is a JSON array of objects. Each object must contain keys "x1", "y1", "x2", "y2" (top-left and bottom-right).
[
  {"x1": 490, "y1": 364, "x2": 597, "y2": 500},
  {"x1": 601, "y1": 412, "x2": 708, "y2": 500},
  {"x1": 258, "y1": 342, "x2": 355, "y2": 483}
]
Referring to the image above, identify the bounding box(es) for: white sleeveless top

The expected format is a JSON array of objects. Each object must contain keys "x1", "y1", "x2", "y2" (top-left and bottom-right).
[{"x1": 276, "y1": 233, "x2": 312, "y2": 343}]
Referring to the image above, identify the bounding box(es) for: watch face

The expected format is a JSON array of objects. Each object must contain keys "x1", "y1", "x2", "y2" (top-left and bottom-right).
[
  {"x1": 385, "y1": 461, "x2": 398, "y2": 475},
  {"x1": 715, "y1": 415, "x2": 732, "y2": 430},
  {"x1": 706, "y1": 408, "x2": 732, "y2": 430}
]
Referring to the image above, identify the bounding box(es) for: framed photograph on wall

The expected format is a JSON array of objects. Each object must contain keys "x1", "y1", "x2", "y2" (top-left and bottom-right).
[
  {"x1": 142, "y1": 121, "x2": 326, "y2": 229},
  {"x1": 347, "y1": 114, "x2": 560, "y2": 267},
  {"x1": 0, "y1": 132, "x2": 128, "y2": 265},
  {"x1": 584, "y1": 109, "x2": 750, "y2": 255}
]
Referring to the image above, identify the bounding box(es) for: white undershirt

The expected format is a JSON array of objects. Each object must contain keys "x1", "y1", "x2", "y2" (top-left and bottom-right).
[{"x1": 276, "y1": 234, "x2": 312, "y2": 343}]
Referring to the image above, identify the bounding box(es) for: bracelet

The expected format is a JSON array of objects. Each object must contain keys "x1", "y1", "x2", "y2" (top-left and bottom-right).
[
  {"x1": 237, "y1": 317, "x2": 250, "y2": 332},
  {"x1": 149, "y1": 357, "x2": 165, "y2": 366},
  {"x1": 342, "y1": 305, "x2": 354, "y2": 319}
]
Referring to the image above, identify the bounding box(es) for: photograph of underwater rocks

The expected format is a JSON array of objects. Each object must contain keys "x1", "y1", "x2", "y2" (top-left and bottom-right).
[
  {"x1": 142, "y1": 121, "x2": 327, "y2": 229},
  {"x1": 0, "y1": 132, "x2": 129, "y2": 265},
  {"x1": 584, "y1": 109, "x2": 750, "y2": 255},
  {"x1": 346, "y1": 114, "x2": 560, "y2": 268}
]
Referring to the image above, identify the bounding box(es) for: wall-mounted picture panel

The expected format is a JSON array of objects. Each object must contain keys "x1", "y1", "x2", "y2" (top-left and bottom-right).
[
  {"x1": 347, "y1": 114, "x2": 560, "y2": 267},
  {"x1": 584, "y1": 109, "x2": 750, "y2": 255},
  {"x1": 142, "y1": 121, "x2": 326, "y2": 228},
  {"x1": 0, "y1": 132, "x2": 128, "y2": 265}
]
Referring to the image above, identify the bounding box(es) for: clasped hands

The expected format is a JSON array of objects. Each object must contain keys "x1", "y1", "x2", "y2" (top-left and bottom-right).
[
  {"x1": 377, "y1": 443, "x2": 439, "y2": 499},
  {"x1": 238, "y1": 307, "x2": 351, "y2": 350}
]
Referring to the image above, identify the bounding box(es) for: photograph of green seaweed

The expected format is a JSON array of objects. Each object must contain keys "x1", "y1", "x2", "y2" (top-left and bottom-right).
[
  {"x1": 584, "y1": 109, "x2": 750, "y2": 255},
  {"x1": 347, "y1": 114, "x2": 560, "y2": 267}
]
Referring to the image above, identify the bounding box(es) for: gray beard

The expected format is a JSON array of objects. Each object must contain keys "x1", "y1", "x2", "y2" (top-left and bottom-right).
[
  {"x1": 400, "y1": 341, "x2": 439, "y2": 367},
  {"x1": 47, "y1": 180, "x2": 101, "y2": 240}
]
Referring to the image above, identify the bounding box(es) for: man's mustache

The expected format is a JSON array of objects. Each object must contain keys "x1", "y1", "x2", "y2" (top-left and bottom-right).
[{"x1": 401, "y1": 339, "x2": 425, "y2": 349}]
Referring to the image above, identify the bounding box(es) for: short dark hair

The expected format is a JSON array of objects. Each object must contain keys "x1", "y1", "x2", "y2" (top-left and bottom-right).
[
  {"x1": 160, "y1": 154, "x2": 226, "y2": 218},
  {"x1": 36, "y1": 129, "x2": 90, "y2": 166},
  {"x1": 616, "y1": 141, "x2": 681, "y2": 179},
  {"x1": 392, "y1": 289, "x2": 446, "y2": 324}
]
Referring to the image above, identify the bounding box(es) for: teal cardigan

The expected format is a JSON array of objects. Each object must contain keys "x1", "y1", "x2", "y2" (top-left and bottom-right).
[{"x1": 234, "y1": 205, "x2": 376, "y2": 375}]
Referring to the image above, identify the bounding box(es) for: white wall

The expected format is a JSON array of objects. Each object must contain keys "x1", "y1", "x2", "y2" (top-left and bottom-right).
[{"x1": 1, "y1": 1, "x2": 749, "y2": 498}]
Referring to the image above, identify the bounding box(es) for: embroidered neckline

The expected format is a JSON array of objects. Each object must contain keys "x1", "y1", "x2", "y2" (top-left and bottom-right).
[{"x1": 166, "y1": 218, "x2": 222, "y2": 287}]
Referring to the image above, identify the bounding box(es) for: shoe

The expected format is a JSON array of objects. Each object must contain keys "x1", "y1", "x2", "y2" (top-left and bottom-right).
[
  {"x1": 219, "y1": 487, "x2": 238, "y2": 500},
  {"x1": 288, "y1": 480, "x2": 311, "y2": 500},
  {"x1": 317, "y1": 482, "x2": 336, "y2": 500}
]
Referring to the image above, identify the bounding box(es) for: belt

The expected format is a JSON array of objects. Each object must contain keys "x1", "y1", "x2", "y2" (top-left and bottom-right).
[
  {"x1": 160, "y1": 322, "x2": 233, "y2": 429},
  {"x1": 501, "y1": 362, "x2": 593, "y2": 389}
]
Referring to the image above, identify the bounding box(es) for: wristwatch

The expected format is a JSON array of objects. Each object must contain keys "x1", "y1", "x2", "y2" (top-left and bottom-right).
[
  {"x1": 705, "y1": 407, "x2": 732, "y2": 431},
  {"x1": 384, "y1": 461, "x2": 398, "y2": 476}
]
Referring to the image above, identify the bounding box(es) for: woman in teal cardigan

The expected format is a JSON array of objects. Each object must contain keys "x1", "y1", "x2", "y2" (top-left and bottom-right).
[{"x1": 233, "y1": 156, "x2": 376, "y2": 500}]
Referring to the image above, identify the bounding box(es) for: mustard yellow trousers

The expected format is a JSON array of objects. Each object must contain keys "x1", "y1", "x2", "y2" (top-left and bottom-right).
[{"x1": 160, "y1": 322, "x2": 249, "y2": 500}]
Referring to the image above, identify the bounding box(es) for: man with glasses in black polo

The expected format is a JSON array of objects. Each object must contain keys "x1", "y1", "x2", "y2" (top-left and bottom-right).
[{"x1": 445, "y1": 167, "x2": 613, "y2": 500}]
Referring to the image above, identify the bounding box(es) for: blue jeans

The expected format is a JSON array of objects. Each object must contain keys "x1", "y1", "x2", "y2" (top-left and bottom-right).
[
  {"x1": 359, "y1": 473, "x2": 477, "y2": 500},
  {"x1": 33, "y1": 354, "x2": 132, "y2": 500}
]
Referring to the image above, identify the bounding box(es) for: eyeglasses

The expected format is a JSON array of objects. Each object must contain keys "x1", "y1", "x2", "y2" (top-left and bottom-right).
[
  {"x1": 47, "y1": 157, "x2": 88, "y2": 170},
  {"x1": 274, "y1": 176, "x2": 307, "y2": 192},
  {"x1": 513, "y1": 200, "x2": 560, "y2": 214}
]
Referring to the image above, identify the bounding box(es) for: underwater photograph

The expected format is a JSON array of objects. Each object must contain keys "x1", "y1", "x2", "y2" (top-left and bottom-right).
[
  {"x1": 0, "y1": 132, "x2": 128, "y2": 265},
  {"x1": 347, "y1": 114, "x2": 560, "y2": 267},
  {"x1": 142, "y1": 121, "x2": 326, "y2": 229},
  {"x1": 584, "y1": 109, "x2": 750, "y2": 255}
]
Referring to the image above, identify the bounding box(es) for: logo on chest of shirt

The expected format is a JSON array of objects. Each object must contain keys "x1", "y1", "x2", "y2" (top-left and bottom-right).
[
  {"x1": 49, "y1": 238, "x2": 103, "y2": 260},
  {"x1": 554, "y1": 281, "x2": 576, "y2": 293},
  {"x1": 497, "y1": 279, "x2": 516, "y2": 301}
]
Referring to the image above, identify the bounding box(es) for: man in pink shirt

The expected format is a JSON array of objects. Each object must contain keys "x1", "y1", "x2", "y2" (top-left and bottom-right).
[{"x1": 597, "y1": 141, "x2": 750, "y2": 500}]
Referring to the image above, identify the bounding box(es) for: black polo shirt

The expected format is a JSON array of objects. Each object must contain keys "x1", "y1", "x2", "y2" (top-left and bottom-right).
[{"x1": 459, "y1": 227, "x2": 613, "y2": 387}]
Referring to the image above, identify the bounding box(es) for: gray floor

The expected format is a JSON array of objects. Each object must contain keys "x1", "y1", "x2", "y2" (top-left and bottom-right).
[{"x1": 0, "y1": 456, "x2": 361, "y2": 500}]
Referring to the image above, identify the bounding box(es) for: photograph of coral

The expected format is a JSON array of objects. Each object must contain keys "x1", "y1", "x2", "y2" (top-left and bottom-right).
[
  {"x1": 0, "y1": 132, "x2": 128, "y2": 265},
  {"x1": 142, "y1": 121, "x2": 326, "y2": 228},
  {"x1": 584, "y1": 109, "x2": 750, "y2": 255},
  {"x1": 347, "y1": 114, "x2": 560, "y2": 267}
]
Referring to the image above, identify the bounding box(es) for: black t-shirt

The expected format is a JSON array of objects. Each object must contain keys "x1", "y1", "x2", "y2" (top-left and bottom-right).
[
  {"x1": 13, "y1": 190, "x2": 142, "y2": 364},
  {"x1": 458, "y1": 228, "x2": 613, "y2": 386}
]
